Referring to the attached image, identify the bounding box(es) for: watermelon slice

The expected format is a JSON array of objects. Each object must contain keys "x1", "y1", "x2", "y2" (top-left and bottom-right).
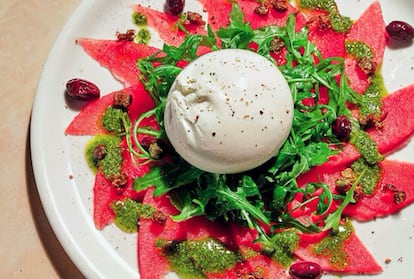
[
  {"x1": 369, "y1": 83, "x2": 414, "y2": 154},
  {"x1": 197, "y1": 0, "x2": 233, "y2": 31},
  {"x1": 77, "y1": 38, "x2": 159, "y2": 87},
  {"x1": 229, "y1": 224, "x2": 291, "y2": 278},
  {"x1": 138, "y1": 188, "x2": 254, "y2": 279},
  {"x1": 65, "y1": 84, "x2": 155, "y2": 136},
  {"x1": 346, "y1": 1, "x2": 386, "y2": 66},
  {"x1": 93, "y1": 170, "x2": 145, "y2": 229},
  {"x1": 198, "y1": 0, "x2": 306, "y2": 32},
  {"x1": 237, "y1": 0, "x2": 298, "y2": 30},
  {"x1": 306, "y1": 9, "x2": 347, "y2": 59},
  {"x1": 133, "y1": 4, "x2": 207, "y2": 47},
  {"x1": 138, "y1": 188, "x2": 292, "y2": 278},
  {"x1": 137, "y1": 188, "x2": 180, "y2": 279},
  {"x1": 345, "y1": 1, "x2": 386, "y2": 93},
  {"x1": 296, "y1": 228, "x2": 382, "y2": 274},
  {"x1": 306, "y1": 83, "x2": 414, "y2": 175},
  {"x1": 92, "y1": 138, "x2": 151, "y2": 229},
  {"x1": 297, "y1": 157, "x2": 414, "y2": 222},
  {"x1": 66, "y1": 1, "x2": 414, "y2": 278},
  {"x1": 344, "y1": 160, "x2": 414, "y2": 220}
]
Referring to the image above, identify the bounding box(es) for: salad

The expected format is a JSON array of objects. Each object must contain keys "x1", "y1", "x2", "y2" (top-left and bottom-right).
[{"x1": 63, "y1": 0, "x2": 414, "y2": 278}]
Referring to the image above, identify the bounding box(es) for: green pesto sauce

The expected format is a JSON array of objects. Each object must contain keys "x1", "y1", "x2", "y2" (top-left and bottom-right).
[
  {"x1": 351, "y1": 158, "x2": 381, "y2": 194},
  {"x1": 102, "y1": 106, "x2": 126, "y2": 134},
  {"x1": 136, "y1": 28, "x2": 151, "y2": 44},
  {"x1": 299, "y1": 0, "x2": 338, "y2": 11},
  {"x1": 111, "y1": 198, "x2": 155, "y2": 233},
  {"x1": 359, "y1": 74, "x2": 387, "y2": 121},
  {"x1": 270, "y1": 230, "x2": 300, "y2": 267},
  {"x1": 299, "y1": 0, "x2": 352, "y2": 33},
  {"x1": 85, "y1": 135, "x2": 123, "y2": 178},
  {"x1": 157, "y1": 237, "x2": 241, "y2": 278},
  {"x1": 345, "y1": 41, "x2": 373, "y2": 59},
  {"x1": 312, "y1": 220, "x2": 353, "y2": 270},
  {"x1": 132, "y1": 12, "x2": 148, "y2": 26},
  {"x1": 350, "y1": 130, "x2": 383, "y2": 165},
  {"x1": 329, "y1": 12, "x2": 352, "y2": 33}
]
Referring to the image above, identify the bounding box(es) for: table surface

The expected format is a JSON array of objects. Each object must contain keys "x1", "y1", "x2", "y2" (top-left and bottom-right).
[{"x1": 0, "y1": 1, "x2": 84, "y2": 278}]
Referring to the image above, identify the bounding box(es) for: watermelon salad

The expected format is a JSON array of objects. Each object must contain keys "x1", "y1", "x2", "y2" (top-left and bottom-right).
[{"x1": 64, "y1": 0, "x2": 414, "y2": 278}]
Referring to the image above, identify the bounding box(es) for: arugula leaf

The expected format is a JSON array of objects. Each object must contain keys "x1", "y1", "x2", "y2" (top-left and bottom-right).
[
  {"x1": 323, "y1": 170, "x2": 365, "y2": 232},
  {"x1": 216, "y1": 2, "x2": 255, "y2": 49},
  {"x1": 133, "y1": 161, "x2": 204, "y2": 196},
  {"x1": 131, "y1": 2, "x2": 378, "y2": 252}
]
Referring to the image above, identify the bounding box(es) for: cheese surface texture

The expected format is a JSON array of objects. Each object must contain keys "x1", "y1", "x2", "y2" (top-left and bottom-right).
[{"x1": 164, "y1": 49, "x2": 293, "y2": 173}]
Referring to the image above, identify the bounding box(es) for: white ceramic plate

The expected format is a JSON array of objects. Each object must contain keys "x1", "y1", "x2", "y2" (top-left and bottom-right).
[{"x1": 31, "y1": 0, "x2": 414, "y2": 278}]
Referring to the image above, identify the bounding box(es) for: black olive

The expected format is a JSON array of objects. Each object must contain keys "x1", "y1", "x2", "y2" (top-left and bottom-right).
[
  {"x1": 332, "y1": 115, "x2": 352, "y2": 141},
  {"x1": 289, "y1": 261, "x2": 323, "y2": 279},
  {"x1": 386, "y1": 20, "x2": 414, "y2": 42},
  {"x1": 165, "y1": 0, "x2": 185, "y2": 16}
]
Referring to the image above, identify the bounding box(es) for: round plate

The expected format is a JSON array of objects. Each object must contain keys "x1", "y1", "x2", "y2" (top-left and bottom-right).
[{"x1": 30, "y1": 0, "x2": 414, "y2": 278}]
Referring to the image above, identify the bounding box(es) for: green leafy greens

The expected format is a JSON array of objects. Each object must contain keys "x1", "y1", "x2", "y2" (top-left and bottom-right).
[{"x1": 130, "y1": 2, "x2": 380, "y2": 259}]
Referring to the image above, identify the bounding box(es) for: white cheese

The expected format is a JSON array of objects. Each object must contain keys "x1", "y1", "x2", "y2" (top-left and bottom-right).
[{"x1": 164, "y1": 49, "x2": 293, "y2": 173}]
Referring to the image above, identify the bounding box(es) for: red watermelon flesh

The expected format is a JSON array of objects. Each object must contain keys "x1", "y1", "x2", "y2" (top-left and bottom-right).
[
  {"x1": 93, "y1": 170, "x2": 144, "y2": 229},
  {"x1": 237, "y1": 0, "x2": 298, "y2": 30},
  {"x1": 68, "y1": 1, "x2": 414, "y2": 277},
  {"x1": 307, "y1": 83, "x2": 414, "y2": 174},
  {"x1": 297, "y1": 157, "x2": 414, "y2": 222},
  {"x1": 368, "y1": 83, "x2": 414, "y2": 155},
  {"x1": 92, "y1": 138, "x2": 151, "y2": 229},
  {"x1": 345, "y1": 58, "x2": 371, "y2": 94},
  {"x1": 197, "y1": 0, "x2": 233, "y2": 31},
  {"x1": 301, "y1": 9, "x2": 347, "y2": 59},
  {"x1": 346, "y1": 1, "x2": 386, "y2": 66},
  {"x1": 198, "y1": 0, "x2": 306, "y2": 32},
  {"x1": 309, "y1": 25, "x2": 346, "y2": 59},
  {"x1": 138, "y1": 188, "x2": 256, "y2": 279},
  {"x1": 345, "y1": 1, "x2": 386, "y2": 93},
  {"x1": 65, "y1": 90, "x2": 114, "y2": 136},
  {"x1": 343, "y1": 160, "x2": 414, "y2": 221},
  {"x1": 77, "y1": 38, "x2": 159, "y2": 87},
  {"x1": 93, "y1": 170, "x2": 116, "y2": 229},
  {"x1": 65, "y1": 84, "x2": 155, "y2": 136},
  {"x1": 296, "y1": 229, "x2": 382, "y2": 274},
  {"x1": 138, "y1": 188, "x2": 181, "y2": 279},
  {"x1": 133, "y1": 4, "x2": 207, "y2": 47},
  {"x1": 229, "y1": 224, "x2": 291, "y2": 278}
]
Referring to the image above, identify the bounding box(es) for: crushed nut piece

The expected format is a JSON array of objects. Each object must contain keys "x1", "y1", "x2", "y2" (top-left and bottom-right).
[
  {"x1": 114, "y1": 91, "x2": 133, "y2": 108},
  {"x1": 116, "y1": 29, "x2": 136, "y2": 41},
  {"x1": 152, "y1": 210, "x2": 167, "y2": 224},
  {"x1": 358, "y1": 57, "x2": 377, "y2": 75}
]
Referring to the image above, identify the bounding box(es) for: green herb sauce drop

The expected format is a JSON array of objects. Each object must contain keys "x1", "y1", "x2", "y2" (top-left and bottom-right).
[
  {"x1": 157, "y1": 237, "x2": 241, "y2": 278},
  {"x1": 111, "y1": 198, "x2": 155, "y2": 233},
  {"x1": 269, "y1": 230, "x2": 300, "y2": 267},
  {"x1": 350, "y1": 130, "x2": 383, "y2": 165},
  {"x1": 85, "y1": 135, "x2": 123, "y2": 178},
  {"x1": 102, "y1": 106, "x2": 127, "y2": 134},
  {"x1": 133, "y1": 12, "x2": 148, "y2": 26},
  {"x1": 351, "y1": 159, "x2": 381, "y2": 194},
  {"x1": 312, "y1": 220, "x2": 353, "y2": 270},
  {"x1": 345, "y1": 40, "x2": 374, "y2": 60},
  {"x1": 359, "y1": 74, "x2": 387, "y2": 123},
  {"x1": 299, "y1": 0, "x2": 353, "y2": 33}
]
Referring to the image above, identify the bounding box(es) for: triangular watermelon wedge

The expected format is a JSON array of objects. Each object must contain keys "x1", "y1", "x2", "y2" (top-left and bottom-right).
[
  {"x1": 296, "y1": 228, "x2": 382, "y2": 274},
  {"x1": 344, "y1": 159, "x2": 414, "y2": 221},
  {"x1": 138, "y1": 188, "x2": 253, "y2": 279},
  {"x1": 77, "y1": 38, "x2": 159, "y2": 87},
  {"x1": 345, "y1": 1, "x2": 386, "y2": 93},
  {"x1": 306, "y1": 83, "x2": 414, "y2": 175},
  {"x1": 133, "y1": 4, "x2": 207, "y2": 47},
  {"x1": 65, "y1": 84, "x2": 155, "y2": 136}
]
